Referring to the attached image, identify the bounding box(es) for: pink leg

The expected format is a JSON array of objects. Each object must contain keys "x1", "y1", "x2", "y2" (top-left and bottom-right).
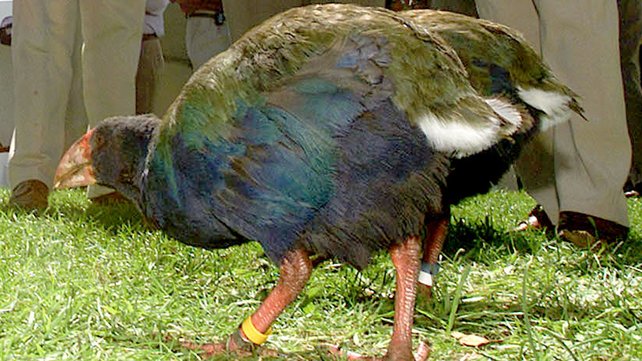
[
  {"x1": 244, "y1": 248, "x2": 312, "y2": 335},
  {"x1": 385, "y1": 236, "x2": 430, "y2": 361},
  {"x1": 328, "y1": 236, "x2": 430, "y2": 361},
  {"x1": 418, "y1": 214, "x2": 449, "y2": 301},
  {"x1": 188, "y1": 248, "x2": 313, "y2": 358}
]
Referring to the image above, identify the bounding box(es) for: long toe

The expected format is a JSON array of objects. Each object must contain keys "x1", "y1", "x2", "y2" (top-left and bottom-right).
[
  {"x1": 179, "y1": 340, "x2": 228, "y2": 358},
  {"x1": 326, "y1": 343, "x2": 430, "y2": 361},
  {"x1": 383, "y1": 341, "x2": 431, "y2": 361},
  {"x1": 326, "y1": 344, "x2": 380, "y2": 360},
  {"x1": 181, "y1": 336, "x2": 280, "y2": 359},
  {"x1": 181, "y1": 340, "x2": 281, "y2": 359},
  {"x1": 415, "y1": 342, "x2": 431, "y2": 361}
]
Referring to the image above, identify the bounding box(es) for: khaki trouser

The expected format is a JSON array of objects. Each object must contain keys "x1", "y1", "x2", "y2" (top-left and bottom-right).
[
  {"x1": 9, "y1": 0, "x2": 145, "y2": 195},
  {"x1": 222, "y1": 0, "x2": 385, "y2": 41},
  {"x1": 475, "y1": 0, "x2": 631, "y2": 227},
  {"x1": 185, "y1": 16, "x2": 232, "y2": 69},
  {"x1": 136, "y1": 37, "x2": 165, "y2": 115}
]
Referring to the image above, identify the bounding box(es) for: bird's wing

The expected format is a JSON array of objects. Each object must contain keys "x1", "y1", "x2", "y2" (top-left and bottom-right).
[
  {"x1": 405, "y1": 10, "x2": 583, "y2": 128},
  {"x1": 165, "y1": 6, "x2": 533, "y2": 159}
]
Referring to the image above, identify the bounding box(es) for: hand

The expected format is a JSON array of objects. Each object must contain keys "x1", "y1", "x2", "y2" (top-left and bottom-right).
[{"x1": 170, "y1": 0, "x2": 222, "y2": 15}]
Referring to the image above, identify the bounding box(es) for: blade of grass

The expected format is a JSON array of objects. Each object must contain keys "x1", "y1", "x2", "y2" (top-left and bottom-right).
[
  {"x1": 537, "y1": 327, "x2": 581, "y2": 361},
  {"x1": 446, "y1": 264, "x2": 471, "y2": 334},
  {"x1": 522, "y1": 261, "x2": 541, "y2": 360}
]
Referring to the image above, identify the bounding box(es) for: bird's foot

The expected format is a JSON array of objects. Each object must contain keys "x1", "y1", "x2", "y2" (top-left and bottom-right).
[
  {"x1": 326, "y1": 342, "x2": 430, "y2": 361},
  {"x1": 180, "y1": 330, "x2": 279, "y2": 359}
]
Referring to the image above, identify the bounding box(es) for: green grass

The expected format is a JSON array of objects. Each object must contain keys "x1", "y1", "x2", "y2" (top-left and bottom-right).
[{"x1": 0, "y1": 189, "x2": 640, "y2": 360}]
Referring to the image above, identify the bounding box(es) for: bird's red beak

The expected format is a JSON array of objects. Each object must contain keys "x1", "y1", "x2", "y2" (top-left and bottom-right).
[{"x1": 54, "y1": 129, "x2": 96, "y2": 189}]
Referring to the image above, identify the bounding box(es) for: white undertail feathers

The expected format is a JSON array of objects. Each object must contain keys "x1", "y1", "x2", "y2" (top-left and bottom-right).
[
  {"x1": 418, "y1": 97, "x2": 526, "y2": 158},
  {"x1": 517, "y1": 87, "x2": 573, "y2": 130}
]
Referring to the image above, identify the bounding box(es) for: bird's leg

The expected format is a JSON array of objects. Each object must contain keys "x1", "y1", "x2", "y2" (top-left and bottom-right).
[
  {"x1": 327, "y1": 236, "x2": 429, "y2": 361},
  {"x1": 384, "y1": 235, "x2": 430, "y2": 361},
  {"x1": 194, "y1": 248, "x2": 312, "y2": 358},
  {"x1": 239, "y1": 248, "x2": 313, "y2": 340},
  {"x1": 417, "y1": 212, "x2": 449, "y2": 302}
]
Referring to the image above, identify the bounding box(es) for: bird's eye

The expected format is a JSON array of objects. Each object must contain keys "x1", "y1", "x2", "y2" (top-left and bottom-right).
[{"x1": 92, "y1": 134, "x2": 105, "y2": 148}]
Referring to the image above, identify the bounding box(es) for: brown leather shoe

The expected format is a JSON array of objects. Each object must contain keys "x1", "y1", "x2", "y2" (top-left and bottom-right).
[
  {"x1": 9, "y1": 179, "x2": 49, "y2": 212},
  {"x1": 624, "y1": 180, "x2": 641, "y2": 198},
  {"x1": 558, "y1": 211, "x2": 628, "y2": 249}
]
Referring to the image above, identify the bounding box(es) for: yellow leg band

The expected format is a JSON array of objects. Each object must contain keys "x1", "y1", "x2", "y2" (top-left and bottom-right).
[{"x1": 241, "y1": 316, "x2": 272, "y2": 345}]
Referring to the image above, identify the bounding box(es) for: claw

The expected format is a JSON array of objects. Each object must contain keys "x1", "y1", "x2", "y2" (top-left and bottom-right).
[
  {"x1": 415, "y1": 341, "x2": 431, "y2": 361},
  {"x1": 180, "y1": 340, "x2": 229, "y2": 358},
  {"x1": 179, "y1": 334, "x2": 279, "y2": 359},
  {"x1": 325, "y1": 342, "x2": 430, "y2": 360},
  {"x1": 326, "y1": 344, "x2": 378, "y2": 360}
]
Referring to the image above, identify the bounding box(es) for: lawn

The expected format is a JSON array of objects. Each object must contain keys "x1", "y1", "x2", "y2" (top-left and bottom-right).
[{"x1": 0, "y1": 188, "x2": 640, "y2": 360}]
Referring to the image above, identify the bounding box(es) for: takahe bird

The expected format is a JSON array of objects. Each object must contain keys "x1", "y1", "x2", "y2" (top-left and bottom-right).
[{"x1": 55, "y1": 5, "x2": 581, "y2": 360}]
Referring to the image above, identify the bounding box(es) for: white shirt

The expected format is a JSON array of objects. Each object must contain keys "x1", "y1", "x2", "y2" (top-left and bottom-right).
[{"x1": 143, "y1": 0, "x2": 169, "y2": 36}]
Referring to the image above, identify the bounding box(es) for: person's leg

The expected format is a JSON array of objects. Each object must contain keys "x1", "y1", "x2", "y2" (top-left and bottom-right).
[
  {"x1": 476, "y1": 0, "x2": 630, "y2": 239},
  {"x1": 79, "y1": 1, "x2": 145, "y2": 124},
  {"x1": 536, "y1": 0, "x2": 630, "y2": 231},
  {"x1": 136, "y1": 37, "x2": 164, "y2": 115},
  {"x1": 475, "y1": 0, "x2": 541, "y2": 49},
  {"x1": 475, "y1": 0, "x2": 562, "y2": 224},
  {"x1": 221, "y1": 0, "x2": 301, "y2": 42},
  {"x1": 9, "y1": 0, "x2": 78, "y2": 210},
  {"x1": 79, "y1": 1, "x2": 145, "y2": 199},
  {"x1": 64, "y1": 17, "x2": 89, "y2": 151},
  {"x1": 185, "y1": 17, "x2": 231, "y2": 69}
]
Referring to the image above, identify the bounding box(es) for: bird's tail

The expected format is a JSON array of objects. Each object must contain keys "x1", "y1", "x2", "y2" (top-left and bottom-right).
[{"x1": 516, "y1": 85, "x2": 584, "y2": 131}]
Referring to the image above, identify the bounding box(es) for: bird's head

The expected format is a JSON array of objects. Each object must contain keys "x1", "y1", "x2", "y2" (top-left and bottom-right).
[{"x1": 55, "y1": 114, "x2": 161, "y2": 201}]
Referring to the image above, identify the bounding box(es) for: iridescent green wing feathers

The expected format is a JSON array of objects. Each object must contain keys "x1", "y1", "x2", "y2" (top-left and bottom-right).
[
  {"x1": 159, "y1": 4, "x2": 533, "y2": 159},
  {"x1": 406, "y1": 10, "x2": 584, "y2": 123}
]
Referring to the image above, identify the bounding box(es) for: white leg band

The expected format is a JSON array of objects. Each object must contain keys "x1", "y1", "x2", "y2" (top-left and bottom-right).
[{"x1": 418, "y1": 270, "x2": 433, "y2": 287}]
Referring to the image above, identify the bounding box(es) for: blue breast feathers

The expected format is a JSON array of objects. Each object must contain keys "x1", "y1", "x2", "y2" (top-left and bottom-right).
[{"x1": 144, "y1": 77, "x2": 373, "y2": 261}]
